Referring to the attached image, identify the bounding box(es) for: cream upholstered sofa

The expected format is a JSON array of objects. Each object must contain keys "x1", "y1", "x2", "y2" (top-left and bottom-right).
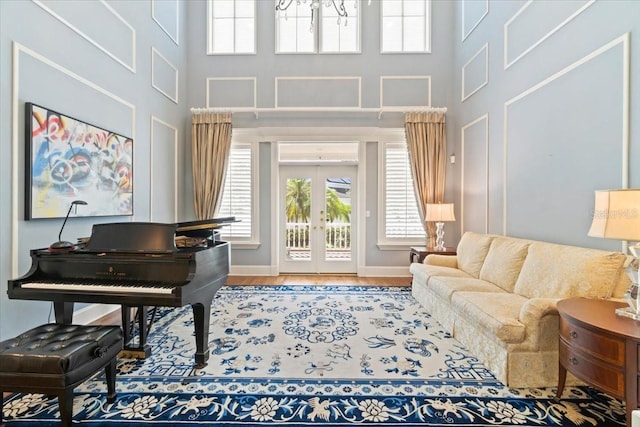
[{"x1": 409, "y1": 232, "x2": 630, "y2": 388}]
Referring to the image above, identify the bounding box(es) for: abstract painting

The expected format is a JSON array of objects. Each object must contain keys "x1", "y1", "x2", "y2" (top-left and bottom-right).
[{"x1": 25, "y1": 102, "x2": 133, "y2": 220}]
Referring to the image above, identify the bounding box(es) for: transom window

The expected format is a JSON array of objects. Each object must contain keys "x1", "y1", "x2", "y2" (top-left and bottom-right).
[
  {"x1": 207, "y1": 0, "x2": 256, "y2": 55},
  {"x1": 276, "y1": 0, "x2": 361, "y2": 53},
  {"x1": 381, "y1": 0, "x2": 431, "y2": 53}
]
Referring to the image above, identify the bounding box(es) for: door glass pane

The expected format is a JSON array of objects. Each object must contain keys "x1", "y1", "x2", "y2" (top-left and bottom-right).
[
  {"x1": 325, "y1": 177, "x2": 351, "y2": 261},
  {"x1": 285, "y1": 177, "x2": 311, "y2": 261}
]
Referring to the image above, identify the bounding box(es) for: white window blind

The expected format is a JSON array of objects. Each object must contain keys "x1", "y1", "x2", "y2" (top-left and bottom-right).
[
  {"x1": 208, "y1": 0, "x2": 255, "y2": 54},
  {"x1": 218, "y1": 143, "x2": 253, "y2": 239},
  {"x1": 384, "y1": 142, "x2": 424, "y2": 239},
  {"x1": 381, "y1": 0, "x2": 431, "y2": 53}
]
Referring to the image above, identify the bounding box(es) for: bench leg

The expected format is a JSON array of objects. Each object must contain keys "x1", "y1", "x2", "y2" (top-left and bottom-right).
[
  {"x1": 58, "y1": 389, "x2": 74, "y2": 427},
  {"x1": 105, "y1": 358, "x2": 117, "y2": 403}
]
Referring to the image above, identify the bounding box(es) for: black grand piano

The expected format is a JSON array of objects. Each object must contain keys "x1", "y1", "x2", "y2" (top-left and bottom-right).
[{"x1": 7, "y1": 218, "x2": 234, "y2": 367}]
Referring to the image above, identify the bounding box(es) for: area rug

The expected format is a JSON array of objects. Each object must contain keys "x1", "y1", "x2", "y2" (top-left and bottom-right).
[{"x1": 2, "y1": 285, "x2": 626, "y2": 426}]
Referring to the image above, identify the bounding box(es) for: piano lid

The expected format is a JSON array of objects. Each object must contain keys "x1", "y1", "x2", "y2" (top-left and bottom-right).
[
  {"x1": 175, "y1": 217, "x2": 236, "y2": 238},
  {"x1": 81, "y1": 222, "x2": 177, "y2": 253}
]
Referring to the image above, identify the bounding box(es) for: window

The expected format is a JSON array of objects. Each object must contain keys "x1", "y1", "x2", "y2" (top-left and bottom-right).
[
  {"x1": 379, "y1": 141, "x2": 425, "y2": 247},
  {"x1": 207, "y1": 0, "x2": 255, "y2": 54},
  {"x1": 276, "y1": 0, "x2": 360, "y2": 53},
  {"x1": 381, "y1": 0, "x2": 431, "y2": 53},
  {"x1": 217, "y1": 142, "x2": 259, "y2": 246}
]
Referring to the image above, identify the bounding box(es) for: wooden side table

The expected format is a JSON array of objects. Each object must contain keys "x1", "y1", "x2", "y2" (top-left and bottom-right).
[
  {"x1": 556, "y1": 297, "x2": 640, "y2": 426},
  {"x1": 409, "y1": 246, "x2": 456, "y2": 264}
]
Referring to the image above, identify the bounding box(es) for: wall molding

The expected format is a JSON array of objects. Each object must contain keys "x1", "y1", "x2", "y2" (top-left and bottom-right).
[
  {"x1": 32, "y1": 0, "x2": 136, "y2": 73},
  {"x1": 151, "y1": 47, "x2": 179, "y2": 104},
  {"x1": 504, "y1": 0, "x2": 595, "y2": 70},
  {"x1": 461, "y1": 113, "x2": 489, "y2": 234},
  {"x1": 275, "y1": 76, "x2": 361, "y2": 109},
  {"x1": 461, "y1": 43, "x2": 489, "y2": 102},
  {"x1": 11, "y1": 42, "x2": 136, "y2": 277},
  {"x1": 150, "y1": 116, "x2": 178, "y2": 222},
  {"x1": 502, "y1": 33, "x2": 630, "y2": 234},
  {"x1": 152, "y1": 0, "x2": 179, "y2": 45},
  {"x1": 462, "y1": 0, "x2": 489, "y2": 42}
]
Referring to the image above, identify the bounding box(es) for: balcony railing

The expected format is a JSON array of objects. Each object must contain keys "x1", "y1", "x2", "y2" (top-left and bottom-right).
[{"x1": 285, "y1": 221, "x2": 351, "y2": 260}]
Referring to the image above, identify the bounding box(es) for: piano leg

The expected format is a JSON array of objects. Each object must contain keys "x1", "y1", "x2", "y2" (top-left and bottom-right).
[
  {"x1": 53, "y1": 302, "x2": 74, "y2": 324},
  {"x1": 191, "y1": 299, "x2": 212, "y2": 368},
  {"x1": 119, "y1": 305, "x2": 151, "y2": 359}
]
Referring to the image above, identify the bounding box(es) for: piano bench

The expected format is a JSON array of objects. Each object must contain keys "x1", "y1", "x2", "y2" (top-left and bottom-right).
[{"x1": 0, "y1": 323, "x2": 123, "y2": 427}]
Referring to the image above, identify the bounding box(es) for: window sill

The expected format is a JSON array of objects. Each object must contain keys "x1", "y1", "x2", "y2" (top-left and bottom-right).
[
  {"x1": 226, "y1": 241, "x2": 261, "y2": 250},
  {"x1": 376, "y1": 242, "x2": 425, "y2": 251}
]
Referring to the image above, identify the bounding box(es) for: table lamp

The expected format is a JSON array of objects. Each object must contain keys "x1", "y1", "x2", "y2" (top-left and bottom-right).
[
  {"x1": 425, "y1": 203, "x2": 455, "y2": 251},
  {"x1": 588, "y1": 189, "x2": 640, "y2": 318}
]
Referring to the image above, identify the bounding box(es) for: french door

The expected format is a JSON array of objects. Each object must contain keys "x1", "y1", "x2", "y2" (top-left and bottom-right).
[{"x1": 279, "y1": 165, "x2": 357, "y2": 274}]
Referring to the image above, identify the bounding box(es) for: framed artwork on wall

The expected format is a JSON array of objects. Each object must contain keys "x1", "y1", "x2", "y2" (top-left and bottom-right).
[{"x1": 25, "y1": 102, "x2": 133, "y2": 220}]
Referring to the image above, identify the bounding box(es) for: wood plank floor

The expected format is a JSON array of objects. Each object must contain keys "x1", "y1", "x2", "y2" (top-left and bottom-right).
[{"x1": 92, "y1": 275, "x2": 411, "y2": 326}]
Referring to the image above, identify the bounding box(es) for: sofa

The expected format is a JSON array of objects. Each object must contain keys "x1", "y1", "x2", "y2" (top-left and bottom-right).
[{"x1": 409, "y1": 232, "x2": 630, "y2": 388}]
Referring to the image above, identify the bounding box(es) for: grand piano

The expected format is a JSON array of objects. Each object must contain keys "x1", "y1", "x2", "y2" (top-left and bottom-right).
[{"x1": 7, "y1": 218, "x2": 234, "y2": 367}]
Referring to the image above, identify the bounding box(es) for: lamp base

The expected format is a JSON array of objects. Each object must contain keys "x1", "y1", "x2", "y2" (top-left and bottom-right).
[
  {"x1": 615, "y1": 306, "x2": 640, "y2": 320},
  {"x1": 434, "y1": 222, "x2": 446, "y2": 251}
]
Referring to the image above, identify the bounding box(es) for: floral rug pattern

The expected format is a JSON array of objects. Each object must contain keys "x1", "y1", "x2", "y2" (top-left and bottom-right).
[{"x1": 2, "y1": 285, "x2": 626, "y2": 426}]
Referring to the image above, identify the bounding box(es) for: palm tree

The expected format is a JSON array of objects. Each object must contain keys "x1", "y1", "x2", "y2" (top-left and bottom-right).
[{"x1": 285, "y1": 178, "x2": 350, "y2": 223}]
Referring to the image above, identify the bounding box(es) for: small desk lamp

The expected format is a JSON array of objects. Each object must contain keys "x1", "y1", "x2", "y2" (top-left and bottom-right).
[
  {"x1": 588, "y1": 189, "x2": 640, "y2": 318},
  {"x1": 49, "y1": 200, "x2": 87, "y2": 250},
  {"x1": 426, "y1": 203, "x2": 456, "y2": 251}
]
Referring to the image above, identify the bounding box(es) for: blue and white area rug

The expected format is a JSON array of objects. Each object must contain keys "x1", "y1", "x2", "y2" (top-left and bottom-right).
[{"x1": 2, "y1": 286, "x2": 626, "y2": 426}]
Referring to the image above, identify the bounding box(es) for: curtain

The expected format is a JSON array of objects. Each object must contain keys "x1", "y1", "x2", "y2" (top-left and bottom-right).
[
  {"x1": 404, "y1": 111, "x2": 447, "y2": 248},
  {"x1": 191, "y1": 112, "x2": 232, "y2": 220}
]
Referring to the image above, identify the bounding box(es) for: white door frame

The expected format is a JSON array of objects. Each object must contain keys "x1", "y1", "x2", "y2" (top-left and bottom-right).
[{"x1": 278, "y1": 164, "x2": 357, "y2": 274}]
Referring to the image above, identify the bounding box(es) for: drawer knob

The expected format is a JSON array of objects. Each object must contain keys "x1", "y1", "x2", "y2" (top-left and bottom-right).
[
  {"x1": 569, "y1": 357, "x2": 579, "y2": 365},
  {"x1": 569, "y1": 330, "x2": 578, "y2": 339}
]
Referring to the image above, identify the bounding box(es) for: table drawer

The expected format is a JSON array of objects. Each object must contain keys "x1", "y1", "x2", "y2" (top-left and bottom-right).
[
  {"x1": 560, "y1": 319, "x2": 625, "y2": 366},
  {"x1": 559, "y1": 342, "x2": 624, "y2": 398}
]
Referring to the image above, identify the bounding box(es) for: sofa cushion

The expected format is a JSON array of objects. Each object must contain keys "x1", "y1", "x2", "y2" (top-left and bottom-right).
[
  {"x1": 456, "y1": 232, "x2": 495, "y2": 278},
  {"x1": 409, "y1": 263, "x2": 472, "y2": 289},
  {"x1": 452, "y1": 292, "x2": 528, "y2": 343},
  {"x1": 429, "y1": 276, "x2": 507, "y2": 302},
  {"x1": 513, "y1": 242, "x2": 627, "y2": 299},
  {"x1": 479, "y1": 237, "x2": 530, "y2": 292}
]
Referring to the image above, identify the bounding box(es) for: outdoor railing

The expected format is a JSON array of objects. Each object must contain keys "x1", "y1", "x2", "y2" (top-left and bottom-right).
[{"x1": 285, "y1": 222, "x2": 351, "y2": 250}]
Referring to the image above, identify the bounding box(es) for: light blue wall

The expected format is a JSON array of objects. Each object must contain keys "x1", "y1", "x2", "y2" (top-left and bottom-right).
[
  {"x1": 0, "y1": 0, "x2": 189, "y2": 339},
  {"x1": 450, "y1": 0, "x2": 640, "y2": 251}
]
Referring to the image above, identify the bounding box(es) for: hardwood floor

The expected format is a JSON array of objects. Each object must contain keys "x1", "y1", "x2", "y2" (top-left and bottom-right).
[{"x1": 91, "y1": 275, "x2": 411, "y2": 326}]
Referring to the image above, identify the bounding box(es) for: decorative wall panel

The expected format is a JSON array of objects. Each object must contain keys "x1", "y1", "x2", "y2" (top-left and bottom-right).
[
  {"x1": 33, "y1": 0, "x2": 136, "y2": 72},
  {"x1": 151, "y1": 47, "x2": 178, "y2": 103},
  {"x1": 150, "y1": 116, "x2": 177, "y2": 222},
  {"x1": 461, "y1": 114, "x2": 488, "y2": 234},
  {"x1": 504, "y1": 34, "x2": 628, "y2": 246},
  {"x1": 380, "y1": 76, "x2": 431, "y2": 108},
  {"x1": 275, "y1": 77, "x2": 361, "y2": 108},
  {"x1": 504, "y1": 0, "x2": 595, "y2": 69},
  {"x1": 461, "y1": 43, "x2": 488, "y2": 101}
]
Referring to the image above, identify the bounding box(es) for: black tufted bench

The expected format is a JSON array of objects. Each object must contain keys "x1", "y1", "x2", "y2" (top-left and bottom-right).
[{"x1": 0, "y1": 323, "x2": 123, "y2": 426}]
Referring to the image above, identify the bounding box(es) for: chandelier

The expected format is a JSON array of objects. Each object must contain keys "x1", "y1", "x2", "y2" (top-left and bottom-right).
[{"x1": 276, "y1": 0, "x2": 370, "y2": 31}]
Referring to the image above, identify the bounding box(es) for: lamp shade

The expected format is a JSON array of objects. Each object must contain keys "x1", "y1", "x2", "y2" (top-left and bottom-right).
[
  {"x1": 588, "y1": 189, "x2": 640, "y2": 241},
  {"x1": 425, "y1": 203, "x2": 455, "y2": 222}
]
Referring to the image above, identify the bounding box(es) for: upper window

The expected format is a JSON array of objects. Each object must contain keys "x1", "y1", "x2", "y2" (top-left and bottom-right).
[
  {"x1": 378, "y1": 141, "x2": 425, "y2": 247},
  {"x1": 276, "y1": 0, "x2": 361, "y2": 53},
  {"x1": 207, "y1": 0, "x2": 256, "y2": 54},
  {"x1": 381, "y1": 0, "x2": 431, "y2": 53},
  {"x1": 217, "y1": 142, "x2": 259, "y2": 246}
]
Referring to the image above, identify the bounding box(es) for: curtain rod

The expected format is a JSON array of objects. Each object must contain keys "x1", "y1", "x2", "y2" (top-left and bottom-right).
[{"x1": 190, "y1": 106, "x2": 447, "y2": 119}]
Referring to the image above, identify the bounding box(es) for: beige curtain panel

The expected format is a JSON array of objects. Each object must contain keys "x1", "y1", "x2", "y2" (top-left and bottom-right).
[
  {"x1": 404, "y1": 111, "x2": 447, "y2": 248},
  {"x1": 191, "y1": 112, "x2": 232, "y2": 220}
]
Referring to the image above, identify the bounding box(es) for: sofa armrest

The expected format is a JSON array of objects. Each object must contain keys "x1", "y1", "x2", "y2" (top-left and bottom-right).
[
  {"x1": 519, "y1": 298, "x2": 561, "y2": 324},
  {"x1": 424, "y1": 254, "x2": 458, "y2": 268}
]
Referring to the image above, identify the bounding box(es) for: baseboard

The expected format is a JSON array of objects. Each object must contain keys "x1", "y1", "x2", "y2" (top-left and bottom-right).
[
  {"x1": 230, "y1": 265, "x2": 274, "y2": 276},
  {"x1": 230, "y1": 265, "x2": 411, "y2": 277},
  {"x1": 360, "y1": 266, "x2": 411, "y2": 277}
]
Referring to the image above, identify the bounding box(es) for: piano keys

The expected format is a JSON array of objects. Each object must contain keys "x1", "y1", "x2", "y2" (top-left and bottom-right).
[{"x1": 7, "y1": 218, "x2": 234, "y2": 367}]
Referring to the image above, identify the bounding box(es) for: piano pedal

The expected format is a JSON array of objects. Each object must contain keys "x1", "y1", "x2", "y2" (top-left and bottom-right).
[{"x1": 118, "y1": 344, "x2": 151, "y2": 360}]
